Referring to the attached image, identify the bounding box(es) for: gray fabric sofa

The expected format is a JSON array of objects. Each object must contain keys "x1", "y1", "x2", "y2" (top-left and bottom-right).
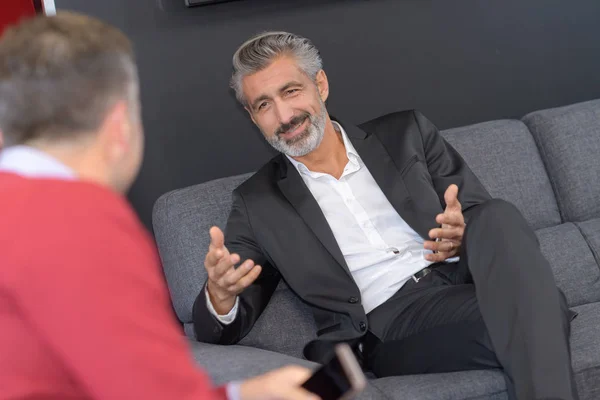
[{"x1": 152, "y1": 99, "x2": 600, "y2": 400}]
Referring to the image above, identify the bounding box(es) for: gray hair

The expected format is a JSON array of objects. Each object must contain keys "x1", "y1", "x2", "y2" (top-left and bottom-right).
[{"x1": 231, "y1": 31, "x2": 323, "y2": 106}]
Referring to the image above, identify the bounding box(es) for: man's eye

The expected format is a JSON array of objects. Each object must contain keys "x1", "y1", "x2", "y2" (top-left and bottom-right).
[
  {"x1": 258, "y1": 102, "x2": 268, "y2": 110},
  {"x1": 286, "y1": 89, "x2": 299, "y2": 95}
]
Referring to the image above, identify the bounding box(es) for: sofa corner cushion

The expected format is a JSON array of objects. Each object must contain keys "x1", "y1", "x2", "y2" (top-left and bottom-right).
[
  {"x1": 536, "y1": 222, "x2": 600, "y2": 307},
  {"x1": 576, "y1": 218, "x2": 600, "y2": 268},
  {"x1": 152, "y1": 172, "x2": 253, "y2": 323},
  {"x1": 523, "y1": 99, "x2": 600, "y2": 222},
  {"x1": 569, "y1": 302, "x2": 600, "y2": 400}
]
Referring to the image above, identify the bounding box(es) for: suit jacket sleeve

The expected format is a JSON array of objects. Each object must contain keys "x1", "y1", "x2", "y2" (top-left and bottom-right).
[
  {"x1": 413, "y1": 110, "x2": 491, "y2": 222},
  {"x1": 193, "y1": 189, "x2": 281, "y2": 344}
]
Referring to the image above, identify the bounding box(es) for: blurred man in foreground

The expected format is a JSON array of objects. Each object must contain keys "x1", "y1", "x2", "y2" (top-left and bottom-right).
[{"x1": 0, "y1": 12, "x2": 316, "y2": 400}]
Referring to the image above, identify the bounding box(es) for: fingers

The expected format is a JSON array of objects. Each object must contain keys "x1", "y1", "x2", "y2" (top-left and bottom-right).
[
  {"x1": 444, "y1": 184, "x2": 461, "y2": 211},
  {"x1": 221, "y1": 259, "x2": 257, "y2": 286},
  {"x1": 235, "y1": 265, "x2": 262, "y2": 292},
  {"x1": 206, "y1": 253, "x2": 238, "y2": 285},
  {"x1": 277, "y1": 365, "x2": 314, "y2": 383},
  {"x1": 213, "y1": 252, "x2": 240, "y2": 276},
  {"x1": 425, "y1": 251, "x2": 455, "y2": 262},
  {"x1": 241, "y1": 366, "x2": 320, "y2": 400},
  {"x1": 273, "y1": 366, "x2": 320, "y2": 400},
  {"x1": 205, "y1": 247, "x2": 227, "y2": 268},
  {"x1": 424, "y1": 239, "x2": 458, "y2": 253},
  {"x1": 209, "y1": 226, "x2": 225, "y2": 250},
  {"x1": 228, "y1": 265, "x2": 262, "y2": 293},
  {"x1": 429, "y1": 226, "x2": 463, "y2": 240},
  {"x1": 436, "y1": 212, "x2": 464, "y2": 227}
]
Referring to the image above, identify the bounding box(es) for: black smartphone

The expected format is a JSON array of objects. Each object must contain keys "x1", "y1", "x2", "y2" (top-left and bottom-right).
[{"x1": 302, "y1": 343, "x2": 367, "y2": 400}]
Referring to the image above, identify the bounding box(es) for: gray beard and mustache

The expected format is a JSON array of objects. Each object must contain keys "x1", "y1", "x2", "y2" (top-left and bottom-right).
[{"x1": 263, "y1": 100, "x2": 327, "y2": 157}]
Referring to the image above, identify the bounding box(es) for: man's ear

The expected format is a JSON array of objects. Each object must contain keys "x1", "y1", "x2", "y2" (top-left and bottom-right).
[
  {"x1": 245, "y1": 106, "x2": 258, "y2": 126},
  {"x1": 315, "y1": 69, "x2": 329, "y2": 103},
  {"x1": 100, "y1": 100, "x2": 130, "y2": 161}
]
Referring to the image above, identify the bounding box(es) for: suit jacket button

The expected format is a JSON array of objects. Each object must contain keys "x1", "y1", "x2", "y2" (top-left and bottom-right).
[
  {"x1": 359, "y1": 321, "x2": 367, "y2": 331},
  {"x1": 348, "y1": 296, "x2": 359, "y2": 304}
]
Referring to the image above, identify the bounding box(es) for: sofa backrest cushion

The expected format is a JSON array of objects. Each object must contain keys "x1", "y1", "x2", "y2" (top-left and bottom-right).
[
  {"x1": 441, "y1": 120, "x2": 561, "y2": 231},
  {"x1": 523, "y1": 99, "x2": 600, "y2": 222}
]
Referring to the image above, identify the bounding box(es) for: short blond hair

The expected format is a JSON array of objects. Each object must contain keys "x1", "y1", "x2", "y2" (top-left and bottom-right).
[{"x1": 0, "y1": 11, "x2": 138, "y2": 145}]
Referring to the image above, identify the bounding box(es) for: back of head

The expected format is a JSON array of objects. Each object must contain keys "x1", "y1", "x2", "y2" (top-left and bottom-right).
[
  {"x1": 0, "y1": 12, "x2": 137, "y2": 146},
  {"x1": 0, "y1": 12, "x2": 142, "y2": 192}
]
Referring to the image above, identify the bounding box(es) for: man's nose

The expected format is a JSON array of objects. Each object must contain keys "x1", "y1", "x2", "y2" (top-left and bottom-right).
[{"x1": 274, "y1": 100, "x2": 295, "y2": 126}]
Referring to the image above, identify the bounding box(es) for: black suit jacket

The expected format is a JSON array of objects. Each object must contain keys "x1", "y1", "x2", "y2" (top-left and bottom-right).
[{"x1": 193, "y1": 110, "x2": 491, "y2": 363}]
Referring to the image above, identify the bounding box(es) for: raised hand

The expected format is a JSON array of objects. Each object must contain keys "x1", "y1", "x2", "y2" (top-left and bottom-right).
[
  {"x1": 424, "y1": 184, "x2": 465, "y2": 262},
  {"x1": 204, "y1": 226, "x2": 262, "y2": 314}
]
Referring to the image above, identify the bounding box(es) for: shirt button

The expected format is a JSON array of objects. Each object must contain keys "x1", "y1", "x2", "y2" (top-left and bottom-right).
[
  {"x1": 359, "y1": 321, "x2": 367, "y2": 332},
  {"x1": 348, "y1": 296, "x2": 359, "y2": 304},
  {"x1": 387, "y1": 247, "x2": 400, "y2": 254}
]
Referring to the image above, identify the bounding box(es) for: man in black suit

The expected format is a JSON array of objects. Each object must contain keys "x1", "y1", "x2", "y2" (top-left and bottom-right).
[{"x1": 193, "y1": 32, "x2": 577, "y2": 400}]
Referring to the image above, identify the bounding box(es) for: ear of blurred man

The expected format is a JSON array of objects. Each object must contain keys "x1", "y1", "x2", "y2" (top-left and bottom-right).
[{"x1": 100, "y1": 99, "x2": 145, "y2": 194}]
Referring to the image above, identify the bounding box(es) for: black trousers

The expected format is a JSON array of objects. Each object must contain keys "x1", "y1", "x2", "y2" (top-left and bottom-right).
[{"x1": 363, "y1": 199, "x2": 578, "y2": 400}]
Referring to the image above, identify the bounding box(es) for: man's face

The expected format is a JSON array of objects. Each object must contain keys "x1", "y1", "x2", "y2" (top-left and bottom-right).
[{"x1": 242, "y1": 56, "x2": 329, "y2": 157}]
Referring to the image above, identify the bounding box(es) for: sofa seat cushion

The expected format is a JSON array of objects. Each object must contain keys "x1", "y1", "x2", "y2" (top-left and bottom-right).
[
  {"x1": 370, "y1": 369, "x2": 507, "y2": 400},
  {"x1": 188, "y1": 341, "x2": 387, "y2": 400},
  {"x1": 188, "y1": 340, "x2": 316, "y2": 385}
]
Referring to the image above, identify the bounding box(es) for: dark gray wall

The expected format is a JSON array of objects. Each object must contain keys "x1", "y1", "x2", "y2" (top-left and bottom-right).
[{"x1": 57, "y1": 0, "x2": 600, "y2": 229}]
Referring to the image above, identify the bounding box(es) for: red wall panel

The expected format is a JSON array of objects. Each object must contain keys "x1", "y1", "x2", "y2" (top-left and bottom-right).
[{"x1": 1, "y1": 0, "x2": 37, "y2": 37}]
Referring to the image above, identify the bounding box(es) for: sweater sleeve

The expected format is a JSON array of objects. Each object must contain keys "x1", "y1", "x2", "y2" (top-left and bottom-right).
[{"x1": 15, "y1": 201, "x2": 227, "y2": 400}]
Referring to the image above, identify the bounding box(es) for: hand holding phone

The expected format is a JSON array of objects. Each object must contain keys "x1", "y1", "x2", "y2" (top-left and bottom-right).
[{"x1": 301, "y1": 343, "x2": 367, "y2": 400}]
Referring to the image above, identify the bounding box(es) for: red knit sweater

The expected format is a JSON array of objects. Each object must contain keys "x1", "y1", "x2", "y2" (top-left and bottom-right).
[{"x1": 0, "y1": 172, "x2": 227, "y2": 400}]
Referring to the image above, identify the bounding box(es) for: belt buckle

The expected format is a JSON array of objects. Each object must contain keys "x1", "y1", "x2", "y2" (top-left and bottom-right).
[{"x1": 411, "y1": 267, "x2": 431, "y2": 283}]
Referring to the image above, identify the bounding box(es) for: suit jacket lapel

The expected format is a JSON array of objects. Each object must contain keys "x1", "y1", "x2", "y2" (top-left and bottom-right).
[
  {"x1": 276, "y1": 157, "x2": 353, "y2": 280},
  {"x1": 343, "y1": 123, "x2": 415, "y2": 227}
]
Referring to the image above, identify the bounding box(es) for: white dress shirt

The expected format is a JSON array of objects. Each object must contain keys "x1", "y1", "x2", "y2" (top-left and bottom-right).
[
  {"x1": 0, "y1": 145, "x2": 76, "y2": 179},
  {"x1": 210, "y1": 122, "x2": 437, "y2": 321}
]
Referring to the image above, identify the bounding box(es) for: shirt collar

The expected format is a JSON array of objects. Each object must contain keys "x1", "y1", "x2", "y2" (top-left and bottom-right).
[
  {"x1": 286, "y1": 121, "x2": 362, "y2": 176},
  {"x1": 0, "y1": 145, "x2": 76, "y2": 180}
]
